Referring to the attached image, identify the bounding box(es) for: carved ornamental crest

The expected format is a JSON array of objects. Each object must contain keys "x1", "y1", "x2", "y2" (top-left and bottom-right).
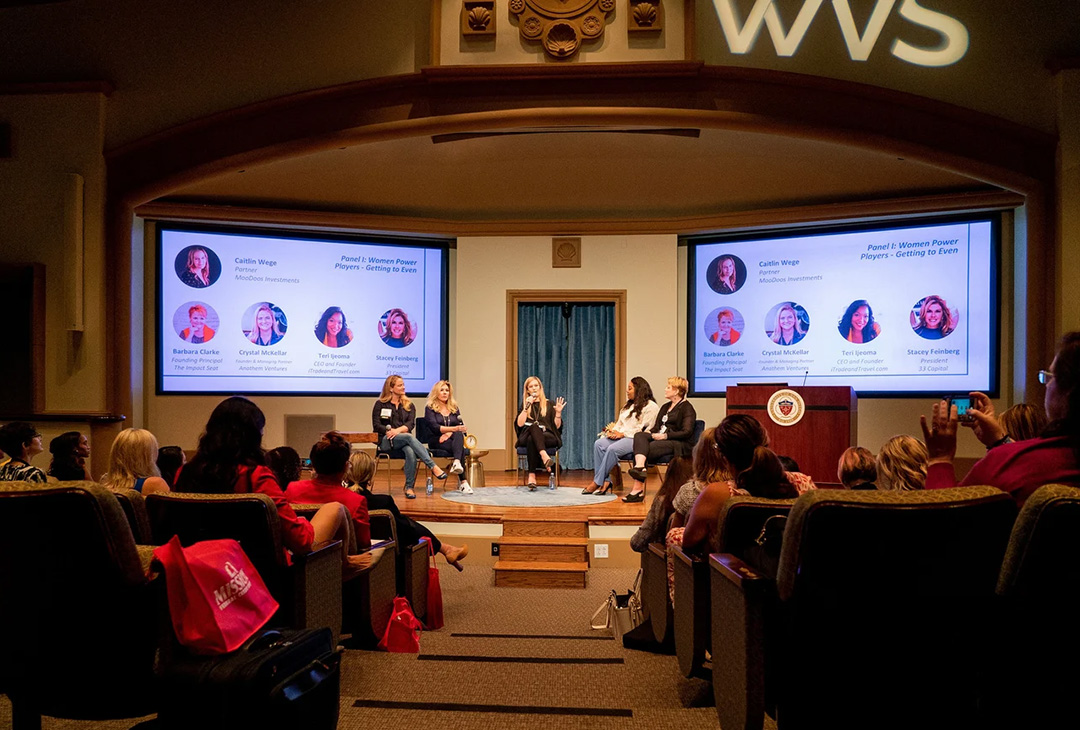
[{"x1": 509, "y1": 0, "x2": 615, "y2": 58}]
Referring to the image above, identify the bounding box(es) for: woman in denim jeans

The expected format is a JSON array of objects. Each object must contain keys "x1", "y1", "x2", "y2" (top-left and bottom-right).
[{"x1": 372, "y1": 374, "x2": 448, "y2": 499}]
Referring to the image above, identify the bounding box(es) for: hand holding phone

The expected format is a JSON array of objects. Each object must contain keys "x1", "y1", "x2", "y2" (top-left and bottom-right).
[{"x1": 946, "y1": 395, "x2": 974, "y2": 422}]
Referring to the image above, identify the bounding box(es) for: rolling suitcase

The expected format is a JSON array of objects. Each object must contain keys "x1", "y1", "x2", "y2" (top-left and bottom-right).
[{"x1": 158, "y1": 628, "x2": 341, "y2": 730}]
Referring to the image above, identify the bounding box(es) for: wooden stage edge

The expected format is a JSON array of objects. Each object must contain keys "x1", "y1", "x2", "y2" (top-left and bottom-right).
[{"x1": 382, "y1": 469, "x2": 652, "y2": 526}]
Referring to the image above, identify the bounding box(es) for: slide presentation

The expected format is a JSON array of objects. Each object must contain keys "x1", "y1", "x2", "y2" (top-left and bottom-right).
[
  {"x1": 689, "y1": 217, "x2": 997, "y2": 396},
  {"x1": 158, "y1": 225, "x2": 448, "y2": 396}
]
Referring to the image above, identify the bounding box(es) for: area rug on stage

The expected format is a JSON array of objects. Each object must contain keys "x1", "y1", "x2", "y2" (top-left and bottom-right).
[{"x1": 440, "y1": 486, "x2": 619, "y2": 507}]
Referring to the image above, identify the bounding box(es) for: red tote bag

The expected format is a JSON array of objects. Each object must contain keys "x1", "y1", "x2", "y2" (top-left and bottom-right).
[
  {"x1": 421, "y1": 537, "x2": 444, "y2": 630},
  {"x1": 153, "y1": 535, "x2": 280, "y2": 655},
  {"x1": 378, "y1": 596, "x2": 423, "y2": 652}
]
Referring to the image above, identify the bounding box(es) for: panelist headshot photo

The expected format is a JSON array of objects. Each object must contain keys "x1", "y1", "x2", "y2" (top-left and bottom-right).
[
  {"x1": 174, "y1": 245, "x2": 221, "y2": 288},
  {"x1": 243, "y1": 301, "x2": 287, "y2": 346},
  {"x1": 838, "y1": 299, "x2": 881, "y2": 344},
  {"x1": 706, "y1": 254, "x2": 746, "y2": 295},
  {"x1": 379, "y1": 308, "x2": 416, "y2": 348},
  {"x1": 315, "y1": 306, "x2": 353, "y2": 348},
  {"x1": 705, "y1": 306, "x2": 744, "y2": 347},
  {"x1": 910, "y1": 294, "x2": 957, "y2": 340},
  {"x1": 765, "y1": 302, "x2": 809, "y2": 346},
  {"x1": 173, "y1": 302, "x2": 219, "y2": 344}
]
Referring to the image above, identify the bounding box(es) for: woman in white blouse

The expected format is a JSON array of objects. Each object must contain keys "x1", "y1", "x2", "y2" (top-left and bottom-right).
[{"x1": 585, "y1": 377, "x2": 660, "y2": 495}]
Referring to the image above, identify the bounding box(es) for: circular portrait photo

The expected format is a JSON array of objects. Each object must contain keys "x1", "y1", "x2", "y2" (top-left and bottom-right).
[
  {"x1": 379, "y1": 308, "x2": 416, "y2": 349},
  {"x1": 705, "y1": 306, "x2": 745, "y2": 347},
  {"x1": 765, "y1": 302, "x2": 810, "y2": 346},
  {"x1": 314, "y1": 306, "x2": 353, "y2": 348},
  {"x1": 838, "y1": 299, "x2": 882, "y2": 344},
  {"x1": 706, "y1": 254, "x2": 747, "y2": 295},
  {"x1": 173, "y1": 245, "x2": 222, "y2": 289},
  {"x1": 173, "y1": 302, "x2": 220, "y2": 344},
  {"x1": 242, "y1": 302, "x2": 287, "y2": 346},
  {"x1": 910, "y1": 294, "x2": 958, "y2": 340}
]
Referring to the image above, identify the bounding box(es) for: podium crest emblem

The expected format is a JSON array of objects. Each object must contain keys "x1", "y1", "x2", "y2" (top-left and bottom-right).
[{"x1": 767, "y1": 389, "x2": 805, "y2": 427}]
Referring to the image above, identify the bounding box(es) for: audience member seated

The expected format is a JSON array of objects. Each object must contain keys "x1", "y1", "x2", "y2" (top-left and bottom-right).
[
  {"x1": 667, "y1": 427, "x2": 733, "y2": 529},
  {"x1": 629, "y1": 455, "x2": 694, "y2": 552},
  {"x1": 48, "y1": 430, "x2": 91, "y2": 481},
  {"x1": 0, "y1": 421, "x2": 47, "y2": 482},
  {"x1": 286, "y1": 432, "x2": 371, "y2": 549},
  {"x1": 175, "y1": 396, "x2": 366, "y2": 573},
  {"x1": 876, "y1": 435, "x2": 928, "y2": 491},
  {"x1": 423, "y1": 379, "x2": 473, "y2": 494},
  {"x1": 625, "y1": 376, "x2": 696, "y2": 502},
  {"x1": 156, "y1": 445, "x2": 186, "y2": 488},
  {"x1": 777, "y1": 454, "x2": 817, "y2": 493},
  {"x1": 587, "y1": 376, "x2": 659, "y2": 495},
  {"x1": 345, "y1": 451, "x2": 468, "y2": 570},
  {"x1": 999, "y1": 402, "x2": 1047, "y2": 442},
  {"x1": 922, "y1": 332, "x2": 1080, "y2": 505},
  {"x1": 100, "y1": 428, "x2": 171, "y2": 496},
  {"x1": 838, "y1": 446, "x2": 878, "y2": 489},
  {"x1": 266, "y1": 445, "x2": 302, "y2": 489}
]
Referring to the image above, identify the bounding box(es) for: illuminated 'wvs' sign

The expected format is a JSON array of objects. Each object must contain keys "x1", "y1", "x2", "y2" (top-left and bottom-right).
[{"x1": 712, "y1": 0, "x2": 969, "y2": 67}]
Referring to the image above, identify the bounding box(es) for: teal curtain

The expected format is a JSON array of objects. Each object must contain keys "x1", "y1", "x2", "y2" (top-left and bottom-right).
[{"x1": 518, "y1": 303, "x2": 614, "y2": 469}]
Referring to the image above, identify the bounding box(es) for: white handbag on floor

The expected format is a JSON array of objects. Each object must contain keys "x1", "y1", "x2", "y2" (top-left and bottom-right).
[{"x1": 590, "y1": 569, "x2": 643, "y2": 639}]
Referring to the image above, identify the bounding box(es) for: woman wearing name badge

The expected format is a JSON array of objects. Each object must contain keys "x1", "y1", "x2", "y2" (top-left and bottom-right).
[
  {"x1": 624, "y1": 376, "x2": 696, "y2": 503},
  {"x1": 246, "y1": 302, "x2": 285, "y2": 346},
  {"x1": 180, "y1": 304, "x2": 216, "y2": 344},
  {"x1": 769, "y1": 302, "x2": 807, "y2": 346},
  {"x1": 585, "y1": 377, "x2": 658, "y2": 495},
  {"x1": 179, "y1": 246, "x2": 212, "y2": 288},
  {"x1": 380, "y1": 308, "x2": 415, "y2": 348},
  {"x1": 373, "y1": 374, "x2": 448, "y2": 499},
  {"x1": 314, "y1": 306, "x2": 353, "y2": 348},
  {"x1": 912, "y1": 294, "x2": 955, "y2": 340},
  {"x1": 515, "y1": 376, "x2": 566, "y2": 490},
  {"x1": 709, "y1": 308, "x2": 741, "y2": 346},
  {"x1": 838, "y1": 299, "x2": 881, "y2": 344},
  {"x1": 423, "y1": 380, "x2": 473, "y2": 494}
]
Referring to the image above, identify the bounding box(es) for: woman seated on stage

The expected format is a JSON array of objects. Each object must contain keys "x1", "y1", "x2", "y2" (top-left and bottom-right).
[
  {"x1": 100, "y1": 428, "x2": 170, "y2": 496},
  {"x1": 515, "y1": 375, "x2": 567, "y2": 489},
  {"x1": 285, "y1": 431, "x2": 370, "y2": 549},
  {"x1": 372, "y1": 374, "x2": 448, "y2": 500},
  {"x1": 423, "y1": 380, "x2": 472, "y2": 494},
  {"x1": 586, "y1": 376, "x2": 659, "y2": 495},
  {"x1": 920, "y1": 332, "x2": 1080, "y2": 506},
  {"x1": 48, "y1": 430, "x2": 91, "y2": 481},
  {"x1": 345, "y1": 451, "x2": 468, "y2": 570},
  {"x1": 176, "y1": 396, "x2": 365, "y2": 573},
  {"x1": 876, "y1": 435, "x2": 928, "y2": 491},
  {"x1": 624, "y1": 376, "x2": 696, "y2": 503}
]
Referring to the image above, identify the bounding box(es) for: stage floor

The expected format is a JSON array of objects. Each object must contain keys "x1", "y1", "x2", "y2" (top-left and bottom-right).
[{"x1": 381, "y1": 469, "x2": 652, "y2": 526}]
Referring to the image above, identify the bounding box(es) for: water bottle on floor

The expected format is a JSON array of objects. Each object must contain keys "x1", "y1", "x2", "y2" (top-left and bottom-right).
[
  {"x1": 548, "y1": 473, "x2": 556, "y2": 490},
  {"x1": 426, "y1": 475, "x2": 434, "y2": 496}
]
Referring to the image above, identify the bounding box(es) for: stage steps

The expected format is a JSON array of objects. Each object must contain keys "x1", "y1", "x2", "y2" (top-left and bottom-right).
[{"x1": 494, "y1": 519, "x2": 589, "y2": 588}]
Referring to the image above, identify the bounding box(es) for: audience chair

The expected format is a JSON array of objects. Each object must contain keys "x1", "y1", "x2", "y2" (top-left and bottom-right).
[
  {"x1": 112, "y1": 487, "x2": 153, "y2": 544},
  {"x1": 709, "y1": 486, "x2": 1016, "y2": 730},
  {"x1": 415, "y1": 417, "x2": 469, "y2": 488},
  {"x1": 0, "y1": 481, "x2": 161, "y2": 730},
  {"x1": 369, "y1": 507, "x2": 429, "y2": 623},
  {"x1": 515, "y1": 446, "x2": 561, "y2": 486},
  {"x1": 642, "y1": 542, "x2": 673, "y2": 645},
  {"x1": 983, "y1": 484, "x2": 1080, "y2": 729},
  {"x1": 145, "y1": 492, "x2": 344, "y2": 646},
  {"x1": 673, "y1": 496, "x2": 794, "y2": 680},
  {"x1": 288, "y1": 501, "x2": 399, "y2": 645}
]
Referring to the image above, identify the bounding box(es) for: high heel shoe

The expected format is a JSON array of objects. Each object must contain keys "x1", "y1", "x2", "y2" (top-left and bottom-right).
[
  {"x1": 442, "y1": 543, "x2": 468, "y2": 572},
  {"x1": 628, "y1": 466, "x2": 648, "y2": 482},
  {"x1": 622, "y1": 489, "x2": 645, "y2": 503},
  {"x1": 433, "y1": 469, "x2": 449, "y2": 481},
  {"x1": 582, "y1": 484, "x2": 600, "y2": 495},
  {"x1": 596, "y1": 482, "x2": 613, "y2": 496}
]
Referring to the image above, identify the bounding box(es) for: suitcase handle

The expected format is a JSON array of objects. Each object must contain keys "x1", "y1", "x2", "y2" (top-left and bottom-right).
[{"x1": 245, "y1": 629, "x2": 286, "y2": 652}]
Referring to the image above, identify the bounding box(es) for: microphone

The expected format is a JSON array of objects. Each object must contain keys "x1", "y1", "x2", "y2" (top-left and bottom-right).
[{"x1": 801, "y1": 370, "x2": 809, "y2": 387}]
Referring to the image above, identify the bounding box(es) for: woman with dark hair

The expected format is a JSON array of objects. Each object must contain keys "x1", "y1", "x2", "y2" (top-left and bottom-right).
[
  {"x1": 922, "y1": 332, "x2": 1080, "y2": 505},
  {"x1": 838, "y1": 299, "x2": 881, "y2": 344},
  {"x1": 0, "y1": 421, "x2": 46, "y2": 483},
  {"x1": 266, "y1": 446, "x2": 302, "y2": 489},
  {"x1": 624, "y1": 376, "x2": 695, "y2": 502},
  {"x1": 179, "y1": 247, "x2": 211, "y2": 288},
  {"x1": 285, "y1": 432, "x2": 370, "y2": 549},
  {"x1": 175, "y1": 397, "x2": 356, "y2": 561},
  {"x1": 314, "y1": 306, "x2": 352, "y2": 348},
  {"x1": 156, "y1": 445, "x2": 185, "y2": 488},
  {"x1": 48, "y1": 431, "x2": 91, "y2": 481},
  {"x1": 380, "y1": 308, "x2": 415, "y2": 348},
  {"x1": 586, "y1": 377, "x2": 659, "y2": 495},
  {"x1": 629, "y1": 455, "x2": 694, "y2": 551},
  {"x1": 680, "y1": 415, "x2": 798, "y2": 557},
  {"x1": 913, "y1": 294, "x2": 955, "y2": 339}
]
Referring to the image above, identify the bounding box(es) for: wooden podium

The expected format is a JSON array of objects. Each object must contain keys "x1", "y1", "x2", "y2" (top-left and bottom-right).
[{"x1": 726, "y1": 385, "x2": 857, "y2": 487}]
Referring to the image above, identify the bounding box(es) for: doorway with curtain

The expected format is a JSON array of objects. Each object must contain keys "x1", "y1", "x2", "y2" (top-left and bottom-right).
[{"x1": 515, "y1": 301, "x2": 616, "y2": 469}]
